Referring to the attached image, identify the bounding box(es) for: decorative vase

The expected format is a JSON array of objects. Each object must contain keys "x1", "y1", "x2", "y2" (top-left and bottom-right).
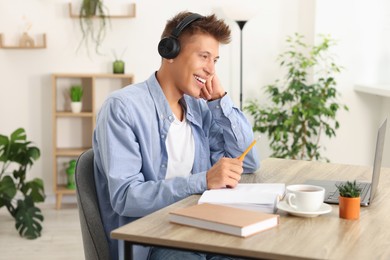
[
  {"x1": 339, "y1": 196, "x2": 360, "y2": 220},
  {"x1": 19, "y1": 32, "x2": 35, "y2": 47},
  {"x1": 113, "y1": 60, "x2": 125, "y2": 74},
  {"x1": 71, "y1": 102, "x2": 82, "y2": 113}
]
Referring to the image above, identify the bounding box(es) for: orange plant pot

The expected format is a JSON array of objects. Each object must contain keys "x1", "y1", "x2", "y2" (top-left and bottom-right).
[{"x1": 339, "y1": 196, "x2": 360, "y2": 220}]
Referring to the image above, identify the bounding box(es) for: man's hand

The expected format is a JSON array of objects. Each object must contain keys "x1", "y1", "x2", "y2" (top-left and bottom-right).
[
  {"x1": 200, "y1": 74, "x2": 226, "y2": 101},
  {"x1": 206, "y1": 157, "x2": 243, "y2": 189}
]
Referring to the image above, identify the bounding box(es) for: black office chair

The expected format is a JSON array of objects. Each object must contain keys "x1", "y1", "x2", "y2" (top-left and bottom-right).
[{"x1": 75, "y1": 148, "x2": 110, "y2": 260}]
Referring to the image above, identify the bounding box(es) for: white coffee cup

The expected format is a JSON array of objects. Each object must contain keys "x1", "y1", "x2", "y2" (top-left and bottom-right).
[{"x1": 286, "y1": 184, "x2": 325, "y2": 212}]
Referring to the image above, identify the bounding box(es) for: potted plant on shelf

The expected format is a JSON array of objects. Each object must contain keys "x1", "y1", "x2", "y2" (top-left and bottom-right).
[
  {"x1": 244, "y1": 33, "x2": 348, "y2": 161},
  {"x1": 78, "y1": 0, "x2": 109, "y2": 55},
  {"x1": 70, "y1": 85, "x2": 83, "y2": 113},
  {"x1": 112, "y1": 47, "x2": 127, "y2": 74},
  {"x1": 65, "y1": 160, "x2": 77, "y2": 190},
  {"x1": 336, "y1": 180, "x2": 361, "y2": 220},
  {"x1": 0, "y1": 128, "x2": 45, "y2": 239}
]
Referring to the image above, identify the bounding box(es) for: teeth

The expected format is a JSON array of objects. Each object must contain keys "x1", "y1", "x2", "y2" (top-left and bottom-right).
[{"x1": 195, "y1": 75, "x2": 206, "y2": 84}]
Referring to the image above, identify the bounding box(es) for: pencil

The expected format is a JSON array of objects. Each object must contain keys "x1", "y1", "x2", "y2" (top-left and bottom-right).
[{"x1": 238, "y1": 136, "x2": 261, "y2": 161}]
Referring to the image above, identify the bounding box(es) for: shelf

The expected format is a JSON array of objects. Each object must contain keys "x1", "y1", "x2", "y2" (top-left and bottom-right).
[
  {"x1": 54, "y1": 72, "x2": 134, "y2": 79},
  {"x1": 56, "y1": 185, "x2": 77, "y2": 194},
  {"x1": 56, "y1": 148, "x2": 90, "y2": 157},
  {"x1": 55, "y1": 185, "x2": 76, "y2": 209},
  {"x1": 0, "y1": 33, "x2": 47, "y2": 49},
  {"x1": 354, "y1": 84, "x2": 390, "y2": 98},
  {"x1": 56, "y1": 111, "x2": 94, "y2": 117},
  {"x1": 68, "y1": 3, "x2": 136, "y2": 19}
]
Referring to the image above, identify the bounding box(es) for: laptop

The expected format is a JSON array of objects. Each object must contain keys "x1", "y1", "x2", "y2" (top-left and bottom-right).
[{"x1": 305, "y1": 118, "x2": 387, "y2": 206}]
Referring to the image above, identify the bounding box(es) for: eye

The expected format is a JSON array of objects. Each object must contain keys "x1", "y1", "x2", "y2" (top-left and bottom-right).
[{"x1": 199, "y1": 53, "x2": 209, "y2": 60}]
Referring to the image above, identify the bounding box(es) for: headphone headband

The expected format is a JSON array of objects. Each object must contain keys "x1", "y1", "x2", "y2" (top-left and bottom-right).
[
  {"x1": 171, "y1": 13, "x2": 203, "y2": 38},
  {"x1": 158, "y1": 13, "x2": 204, "y2": 59}
]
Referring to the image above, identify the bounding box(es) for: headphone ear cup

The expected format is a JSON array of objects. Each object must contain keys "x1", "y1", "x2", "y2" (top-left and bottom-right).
[{"x1": 158, "y1": 37, "x2": 180, "y2": 59}]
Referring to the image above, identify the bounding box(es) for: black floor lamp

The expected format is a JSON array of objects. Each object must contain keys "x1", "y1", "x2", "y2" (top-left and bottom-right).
[{"x1": 235, "y1": 20, "x2": 248, "y2": 110}]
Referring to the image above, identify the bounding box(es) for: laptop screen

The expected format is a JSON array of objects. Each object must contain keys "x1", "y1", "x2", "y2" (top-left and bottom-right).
[{"x1": 370, "y1": 119, "x2": 387, "y2": 202}]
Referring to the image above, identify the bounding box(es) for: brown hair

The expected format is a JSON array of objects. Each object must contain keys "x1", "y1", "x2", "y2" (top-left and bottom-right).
[{"x1": 161, "y1": 11, "x2": 231, "y2": 44}]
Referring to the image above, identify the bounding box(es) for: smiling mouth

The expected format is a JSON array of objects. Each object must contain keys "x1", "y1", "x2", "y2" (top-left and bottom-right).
[{"x1": 194, "y1": 75, "x2": 206, "y2": 85}]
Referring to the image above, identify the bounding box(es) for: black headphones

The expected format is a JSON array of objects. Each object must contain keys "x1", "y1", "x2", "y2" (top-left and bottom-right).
[{"x1": 158, "y1": 13, "x2": 204, "y2": 59}]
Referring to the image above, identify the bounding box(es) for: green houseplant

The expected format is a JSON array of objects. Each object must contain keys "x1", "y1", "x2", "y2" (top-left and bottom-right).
[
  {"x1": 0, "y1": 128, "x2": 45, "y2": 239},
  {"x1": 244, "y1": 33, "x2": 348, "y2": 161},
  {"x1": 336, "y1": 180, "x2": 361, "y2": 220},
  {"x1": 112, "y1": 47, "x2": 127, "y2": 74},
  {"x1": 70, "y1": 85, "x2": 83, "y2": 113},
  {"x1": 65, "y1": 159, "x2": 77, "y2": 190},
  {"x1": 78, "y1": 0, "x2": 109, "y2": 55}
]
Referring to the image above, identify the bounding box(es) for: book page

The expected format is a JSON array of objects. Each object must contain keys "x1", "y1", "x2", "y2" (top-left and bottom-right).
[{"x1": 198, "y1": 183, "x2": 285, "y2": 205}]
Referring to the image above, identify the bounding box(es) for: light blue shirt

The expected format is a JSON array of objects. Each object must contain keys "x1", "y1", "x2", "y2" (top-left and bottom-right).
[{"x1": 93, "y1": 73, "x2": 260, "y2": 260}]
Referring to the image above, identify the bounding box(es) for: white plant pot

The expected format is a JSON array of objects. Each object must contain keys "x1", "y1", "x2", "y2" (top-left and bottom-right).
[{"x1": 71, "y1": 102, "x2": 82, "y2": 113}]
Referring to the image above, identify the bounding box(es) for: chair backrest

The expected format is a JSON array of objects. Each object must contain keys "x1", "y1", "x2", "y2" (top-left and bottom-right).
[{"x1": 75, "y1": 148, "x2": 110, "y2": 260}]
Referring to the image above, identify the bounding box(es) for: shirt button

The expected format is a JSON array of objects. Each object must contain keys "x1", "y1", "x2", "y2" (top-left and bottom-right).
[
  {"x1": 161, "y1": 164, "x2": 166, "y2": 168},
  {"x1": 216, "y1": 105, "x2": 220, "y2": 109},
  {"x1": 161, "y1": 134, "x2": 165, "y2": 138},
  {"x1": 168, "y1": 115, "x2": 173, "y2": 120}
]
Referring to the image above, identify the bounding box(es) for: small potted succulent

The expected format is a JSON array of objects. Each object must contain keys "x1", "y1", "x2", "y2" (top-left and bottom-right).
[
  {"x1": 70, "y1": 85, "x2": 83, "y2": 113},
  {"x1": 336, "y1": 180, "x2": 361, "y2": 220}
]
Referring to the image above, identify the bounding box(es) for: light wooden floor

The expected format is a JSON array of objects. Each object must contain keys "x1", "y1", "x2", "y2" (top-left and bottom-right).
[{"x1": 0, "y1": 203, "x2": 84, "y2": 260}]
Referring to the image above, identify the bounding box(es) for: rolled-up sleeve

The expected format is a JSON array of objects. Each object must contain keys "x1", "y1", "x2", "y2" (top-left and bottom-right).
[{"x1": 207, "y1": 95, "x2": 260, "y2": 173}]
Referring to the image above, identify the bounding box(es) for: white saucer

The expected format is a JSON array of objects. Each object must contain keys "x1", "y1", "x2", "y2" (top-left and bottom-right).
[{"x1": 276, "y1": 201, "x2": 332, "y2": 217}]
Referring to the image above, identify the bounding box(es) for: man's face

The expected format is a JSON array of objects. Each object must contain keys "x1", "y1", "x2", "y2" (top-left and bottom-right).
[{"x1": 170, "y1": 33, "x2": 220, "y2": 98}]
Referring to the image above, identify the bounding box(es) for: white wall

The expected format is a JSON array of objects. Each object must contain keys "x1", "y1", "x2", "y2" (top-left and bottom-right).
[
  {"x1": 0, "y1": 0, "x2": 388, "y2": 199},
  {"x1": 314, "y1": 0, "x2": 390, "y2": 167}
]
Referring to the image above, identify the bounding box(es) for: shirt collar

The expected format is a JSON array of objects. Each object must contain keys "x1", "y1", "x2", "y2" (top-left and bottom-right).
[
  {"x1": 146, "y1": 72, "x2": 200, "y2": 126},
  {"x1": 146, "y1": 73, "x2": 175, "y2": 123}
]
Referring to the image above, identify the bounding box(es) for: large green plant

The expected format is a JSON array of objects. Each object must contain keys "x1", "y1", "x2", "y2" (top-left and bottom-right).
[
  {"x1": 0, "y1": 128, "x2": 45, "y2": 239},
  {"x1": 244, "y1": 33, "x2": 348, "y2": 161}
]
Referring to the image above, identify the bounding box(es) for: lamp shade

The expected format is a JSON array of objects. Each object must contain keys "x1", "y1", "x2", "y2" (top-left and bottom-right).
[{"x1": 223, "y1": 6, "x2": 257, "y2": 22}]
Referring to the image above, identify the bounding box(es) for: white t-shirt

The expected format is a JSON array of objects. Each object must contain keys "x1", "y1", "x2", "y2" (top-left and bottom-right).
[{"x1": 165, "y1": 114, "x2": 195, "y2": 179}]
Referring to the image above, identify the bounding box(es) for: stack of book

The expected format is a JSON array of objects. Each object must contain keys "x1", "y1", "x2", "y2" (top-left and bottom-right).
[
  {"x1": 169, "y1": 203, "x2": 279, "y2": 237},
  {"x1": 169, "y1": 183, "x2": 285, "y2": 237}
]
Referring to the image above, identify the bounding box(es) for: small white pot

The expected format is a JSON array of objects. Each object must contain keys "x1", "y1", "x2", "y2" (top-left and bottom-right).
[{"x1": 71, "y1": 102, "x2": 82, "y2": 113}]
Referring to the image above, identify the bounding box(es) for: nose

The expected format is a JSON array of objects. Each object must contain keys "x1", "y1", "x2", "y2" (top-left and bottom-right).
[{"x1": 204, "y1": 60, "x2": 215, "y2": 76}]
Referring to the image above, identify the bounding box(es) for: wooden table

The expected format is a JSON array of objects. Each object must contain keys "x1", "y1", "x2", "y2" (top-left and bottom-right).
[{"x1": 111, "y1": 158, "x2": 390, "y2": 260}]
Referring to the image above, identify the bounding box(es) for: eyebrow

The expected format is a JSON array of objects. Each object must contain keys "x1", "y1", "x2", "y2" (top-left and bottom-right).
[{"x1": 200, "y1": 51, "x2": 220, "y2": 60}]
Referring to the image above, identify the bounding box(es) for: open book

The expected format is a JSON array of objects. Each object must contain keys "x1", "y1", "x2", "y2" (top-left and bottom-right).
[
  {"x1": 169, "y1": 203, "x2": 279, "y2": 237},
  {"x1": 198, "y1": 183, "x2": 285, "y2": 213}
]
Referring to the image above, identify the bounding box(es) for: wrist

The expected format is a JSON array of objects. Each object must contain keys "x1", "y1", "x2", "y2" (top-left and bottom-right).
[{"x1": 208, "y1": 91, "x2": 227, "y2": 102}]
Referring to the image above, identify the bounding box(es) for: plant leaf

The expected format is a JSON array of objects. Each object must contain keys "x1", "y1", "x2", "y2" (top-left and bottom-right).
[
  {"x1": 0, "y1": 176, "x2": 17, "y2": 203},
  {"x1": 21, "y1": 178, "x2": 45, "y2": 203},
  {"x1": 10, "y1": 128, "x2": 27, "y2": 142},
  {"x1": 14, "y1": 197, "x2": 44, "y2": 239}
]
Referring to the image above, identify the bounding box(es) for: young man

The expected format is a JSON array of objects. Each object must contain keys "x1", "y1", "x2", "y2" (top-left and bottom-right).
[{"x1": 93, "y1": 11, "x2": 260, "y2": 260}]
